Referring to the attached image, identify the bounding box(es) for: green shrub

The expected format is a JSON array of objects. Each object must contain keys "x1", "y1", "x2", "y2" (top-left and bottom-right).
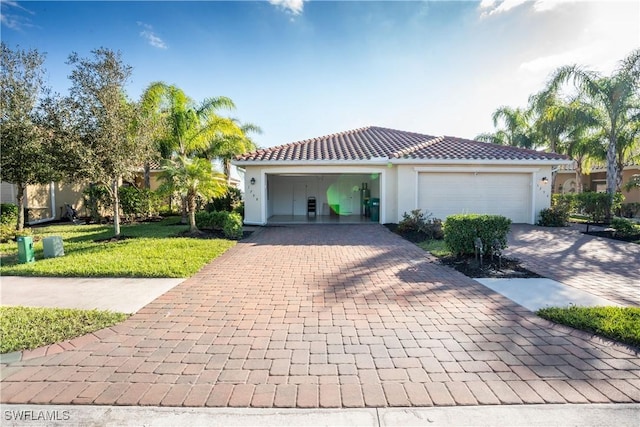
[
  {"x1": 552, "y1": 193, "x2": 579, "y2": 213},
  {"x1": 195, "y1": 211, "x2": 230, "y2": 230},
  {"x1": 0, "y1": 203, "x2": 19, "y2": 242},
  {"x1": 83, "y1": 184, "x2": 111, "y2": 222},
  {"x1": 621, "y1": 202, "x2": 640, "y2": 218},
  {"x1": 119, "y1": 187, "x2": 163, "y2": 220},
  {"x1": 611, "y1": 218, "x2": 639, "y2": 237},
  {"x1": 538, "y1": 206, "x2": 569, "y2": 227},
  {"x1": 223, "y1": 212, "x2": 243, "y2": 240},
  {"x1": 552, "y1": 192, "x2": 624, "y2": 222},
  {"x1": 207, "y1": 186, "x2": 243, "y2": 213},
  {"x1": 397, "y1": 209, "x2": 444, "y2": 240},
  {"x1": 443, "y1": 214, "x2": 511, "y2": 256}
]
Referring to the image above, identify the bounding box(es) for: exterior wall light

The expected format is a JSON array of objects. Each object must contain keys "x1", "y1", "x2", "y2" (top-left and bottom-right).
[
  {"x1": 541, "y1": 177, "x2": 548, "y2": 184},
  {"x1": 250, "y1": 177, "x2": 256, "y2": 185}
]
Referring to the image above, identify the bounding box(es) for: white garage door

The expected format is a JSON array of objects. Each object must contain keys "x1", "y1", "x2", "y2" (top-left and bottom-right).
[{"x1": 418, "y1": 172, "x2": 531, "y2": 223}]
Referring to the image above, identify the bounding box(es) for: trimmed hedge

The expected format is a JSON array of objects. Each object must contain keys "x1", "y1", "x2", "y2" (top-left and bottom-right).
[
  {"x1": 552, "y1": 192, "x2": 624, "y2": 222},
  {"x1": 538, "y1": 206, "x2": 569, "y2": 227},
  {"x1": 443, "y1": 214, "x2": 511, "y2": 256},
  {"x1": 195, "y1": 210, "x2": 244, "y2": 240}
]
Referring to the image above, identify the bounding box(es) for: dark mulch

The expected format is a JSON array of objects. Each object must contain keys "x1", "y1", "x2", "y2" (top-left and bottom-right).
[
  {"x1": 439, "y1": 255, "x2": 543, "y2": 279},
  {"x1": 384, "y1": 223, "x2": 432, "y2": 243},
  {"x1": 385, "y1": 223, "x2": 541, "y2": 279},
  {"x1": 176, "y1": 229, "x2": 253, "y2": 240}
]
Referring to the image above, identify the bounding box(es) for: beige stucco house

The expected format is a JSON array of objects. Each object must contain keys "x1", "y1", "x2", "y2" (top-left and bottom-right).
[
  {"x1": 233, "y1": 126, "x2": 571, "y2": 225},
  {"x1": 554, "y1": 164, "x2": 640, "y2": 204}
]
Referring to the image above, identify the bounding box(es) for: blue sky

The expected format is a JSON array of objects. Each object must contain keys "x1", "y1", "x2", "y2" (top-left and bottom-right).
[{"x1": 2, "y1": 0, "x2": 638, "y2": 148}]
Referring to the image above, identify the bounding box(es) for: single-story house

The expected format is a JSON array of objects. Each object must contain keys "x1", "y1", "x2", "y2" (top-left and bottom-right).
[
  {"x1": 555, "y1": 164, "x2": 640, "y2": 204},
  {"x1": 233, "y1": 126, "x2": 571, "y2": 225}
]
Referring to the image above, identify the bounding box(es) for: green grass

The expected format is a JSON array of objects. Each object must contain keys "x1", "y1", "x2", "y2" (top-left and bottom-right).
[
  {"x1": 0, "y1": 306, "x2": 128, "y2": 354},
  {"x1": 537, "y1": 306, "x2": 640, "y2": 348},
  {"x1": 416, "y1": 239, "x2": 452, "y2": 257},
  {"x1": 0, "y1": 218, "x2": 236, "y2": 278}
]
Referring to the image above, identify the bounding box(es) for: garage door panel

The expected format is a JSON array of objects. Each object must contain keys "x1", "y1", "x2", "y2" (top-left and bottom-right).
[{"x1": 418, "y1": 173, "x2": 531, "y2": 223}]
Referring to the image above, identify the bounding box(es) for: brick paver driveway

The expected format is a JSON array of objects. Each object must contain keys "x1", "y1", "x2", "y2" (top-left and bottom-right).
[
  {"x1": 2, "y1": 225, "x2": 639, "y2": 407},
  {"x1": 506, "y1": 224, "x2": 640, "y2": 306}
]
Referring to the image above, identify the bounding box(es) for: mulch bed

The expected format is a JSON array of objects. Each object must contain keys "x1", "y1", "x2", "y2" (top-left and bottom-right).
[
  {"x1": 438, "y1": 255, "x2": 543, "y2": 279},
  {"x1": 386, "y1": 223, "x2": 541, "y2": 279},
  {"x1": 176, "y1": 229, "x2": 253, "y2": 240}
]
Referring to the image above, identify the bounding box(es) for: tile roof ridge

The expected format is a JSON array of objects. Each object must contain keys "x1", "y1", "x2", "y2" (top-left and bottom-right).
[{"x1": 390, "y1": 135, "x2": 444, "y2": 158}]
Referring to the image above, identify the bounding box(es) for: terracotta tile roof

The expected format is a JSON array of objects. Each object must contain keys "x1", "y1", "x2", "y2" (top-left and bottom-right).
[{"x1": 236, "y1": 126, "x2": 569, "y2": 163}]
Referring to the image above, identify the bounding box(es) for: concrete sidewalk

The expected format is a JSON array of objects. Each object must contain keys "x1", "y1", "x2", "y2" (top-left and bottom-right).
[
  {"x1": 2, "y1": 403, "x2": 639, "y2": 426},
  {"x1": 0, "y1": 276, "x2": 184, "y2": 313}
]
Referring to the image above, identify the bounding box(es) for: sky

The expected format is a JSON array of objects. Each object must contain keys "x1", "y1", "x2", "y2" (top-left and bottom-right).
[{"x1": 2, "y1": 0, "x2": 639, "y2": 149}]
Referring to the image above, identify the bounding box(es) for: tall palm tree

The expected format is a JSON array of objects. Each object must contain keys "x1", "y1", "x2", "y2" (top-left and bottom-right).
[
  {"x1": 199, "y1": 120, "x2": 262, "y2": 184},
  {"x1": 529, "y1": 91, "x2": 602, "y2": 191},
  {"x1": 158, "y1": 156, "x2": 226, "y2": 232},
  {"x1": 476, "y1": 106, "x2": 537, "y2": 149},
  {"x1": 141, "y1": 82, "x2": 243, "y2": 221},
  {"x1": 541, "y1": 49, "x2": 640, "y2": 216}
]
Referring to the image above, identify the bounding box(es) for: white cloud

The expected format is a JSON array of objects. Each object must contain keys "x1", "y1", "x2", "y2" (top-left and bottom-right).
[
  {"x1": 479, "y1": 0, "x2": 529, "y2": 17},
  {"x1": 479, "y1": 0, "x2": 575, "y2": 17},
  {"x1": 137, "y1": 21, "x2": 167, "y2": 49},
  {"x1": 269, "y1": 0, "x2": 305, "y2": 16},
  {"x1": 0, "y1": 0, "x2": 35, "y2": 31}
]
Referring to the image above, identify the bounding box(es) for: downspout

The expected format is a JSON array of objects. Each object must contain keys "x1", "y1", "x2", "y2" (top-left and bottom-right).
[{"x1": 27, "y1": 182, "x2": 56, "y2": 225}]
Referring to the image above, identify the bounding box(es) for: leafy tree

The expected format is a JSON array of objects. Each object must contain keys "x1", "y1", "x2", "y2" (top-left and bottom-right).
[
  {"x1": 0, "y1": 43, "x2": 75, "y2": 231},
  {"x1": 158, "y1": 156, "x2": 226, "y2": 232},
  {"x1": 542, "y1": 49, "x2": 640, "y2": 218},
  {"x1": 67, "y1": 48, "x2": 150, "y2": 237}
]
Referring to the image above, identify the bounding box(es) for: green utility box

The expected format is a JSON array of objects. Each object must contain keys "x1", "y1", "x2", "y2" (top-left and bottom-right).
[
  {"x1": 17, "y1": 236, "x2": 35, "y2": 264},
  {"x1": 43, "y1": 236, "x2": 64, "y2": 258},
  {"x1": 370, "y1": 198, "x2": 380, "y2": 222}
]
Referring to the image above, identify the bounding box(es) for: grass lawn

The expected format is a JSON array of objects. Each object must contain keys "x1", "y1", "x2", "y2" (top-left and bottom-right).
[
  {"x1": 416, "y1": 239, "x2": 451, "y2": 257},
  {"x1": 0, "y1": 217, "x2": 236, "y2": 278},
  {"x1": 0, "y1": 306, "x2": 128, "y2": 354},
  {"x1": 537, "y1": 306, "x2": 640, "y2": 348}
]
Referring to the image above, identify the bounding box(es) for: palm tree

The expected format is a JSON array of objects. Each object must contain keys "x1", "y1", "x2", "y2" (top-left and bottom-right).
[
  {"x1": 476, "y1": 106, "x2": 537, "y2": 149},
  {"x1": 541, "y1": 49, "x2": 640, "y2": 216},
  {"x1": 199, "y1": 120, "x2": 262, "y2": 184},
  {"x1": 158, "y1": 156, "x2": 226, "y2": 232},
  {"x1": 529, "y1": 91, "x2": 603, "y2": 191},
  {"x1": 141, "y1": 82, "x2": 243, "y2": 221}
]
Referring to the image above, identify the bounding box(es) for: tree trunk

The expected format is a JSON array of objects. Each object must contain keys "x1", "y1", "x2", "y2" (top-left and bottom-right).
[
  {"x1": 575, "y1": 162, "x2": 584, "y2": 193},
  {"x1": 144, "y1": 163, "x2": 151, "y2": 189},
  {"x1": 180, "y1": 196, "x2": 188, "y2": 225},
  {"x1": 16, "y1": 184, "x2": 26, "y2": 232},
  {"x1": 188, "y1": 194, "x2": 198, "y2": 232},
  {"x1": 112, "y1": 177, "x2": 121, "y2": 237},
  {"x1": 605, "y1": 133, "x2": 618, "y2": 221},
  {"x1": 224, "y1": 158, "x2": 231, "y2": 186}
]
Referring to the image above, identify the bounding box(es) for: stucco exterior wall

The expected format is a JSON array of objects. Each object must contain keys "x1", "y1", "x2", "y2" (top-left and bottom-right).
[
  {"x1": 395, "y1": 164, "x2": 552, "y2": 225},
  {"x1": 555, "y1": 166, "x2": 640, "y2": 204}
]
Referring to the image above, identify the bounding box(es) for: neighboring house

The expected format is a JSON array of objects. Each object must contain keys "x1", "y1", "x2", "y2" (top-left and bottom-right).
[
  {"x1": 1, "y1": 159, "x2": 244, "y2": 224},
  {"x1": 233, "y1": 126, "x2": 571, "y2": 225},
  {"x1": 554, "y1": 164, "x2": 640, "y2": 204}
]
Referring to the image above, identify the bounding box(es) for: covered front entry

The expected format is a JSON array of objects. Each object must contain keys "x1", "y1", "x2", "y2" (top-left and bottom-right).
[
  {"x1": 418, "y1": 171, "x2": 533, "y2": 223},
  {"x1": 267, "y1": 173, "x2": 381, "y2": 224}
]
